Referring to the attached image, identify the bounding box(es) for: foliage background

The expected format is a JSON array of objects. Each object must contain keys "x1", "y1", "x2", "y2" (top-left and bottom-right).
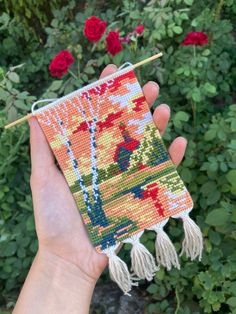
[{"x1": 0, "y1": 0, "x2": 235, "y2": 313}]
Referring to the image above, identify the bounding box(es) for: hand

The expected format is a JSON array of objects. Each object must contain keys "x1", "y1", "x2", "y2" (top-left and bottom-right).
[{"x1": 29, "y1": 64, "x2": 187, "y2": 285}]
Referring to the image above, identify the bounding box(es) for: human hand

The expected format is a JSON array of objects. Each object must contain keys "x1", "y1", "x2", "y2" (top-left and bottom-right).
[{"x1": 29, "y1": 64, "x2": 188, "y2": 286}]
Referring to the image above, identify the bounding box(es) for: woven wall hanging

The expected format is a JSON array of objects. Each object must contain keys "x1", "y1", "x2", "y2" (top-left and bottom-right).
[{"x1": 28, "y1": 60, "x2": 202, "y2": 294}]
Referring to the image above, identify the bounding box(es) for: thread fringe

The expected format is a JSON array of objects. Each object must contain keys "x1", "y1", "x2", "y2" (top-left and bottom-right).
[
  {"x1": 124, "y1": 231, "x2": 158, "y2": 281},
  {"x1": 148, "y1": 219, "x2": 180, "y2": 270},
  {"x1": 104, "y1": 210, "x2": 203, "y2": 295},
  {"x1": 172, "y1": 210, "x2": 203, "y2": 261},
  {"x1": 104, "y1": 245, "x2": 138, "y2": 295}
]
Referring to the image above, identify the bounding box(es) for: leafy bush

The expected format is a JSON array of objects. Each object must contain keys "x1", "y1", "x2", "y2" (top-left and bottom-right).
[{"x1": 0, "y1": 0, "x2": 235, "y2": 313}]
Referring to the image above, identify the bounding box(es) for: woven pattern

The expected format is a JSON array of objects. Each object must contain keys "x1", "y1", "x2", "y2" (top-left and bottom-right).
[{"x1": 36, "y1": 69, "x2": 193, "y2": 252}]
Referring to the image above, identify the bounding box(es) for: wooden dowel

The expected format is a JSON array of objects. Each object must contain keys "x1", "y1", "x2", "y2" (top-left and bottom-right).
[
  {"x1": 4, "y1": 52, "x2": 163, "y2": 129},
  {"x1": 133, "y1": 52, "x2": 163, "y2": 69},
  {"x1": 4, "y1": 113, "x2": 33, "y2": 129}
]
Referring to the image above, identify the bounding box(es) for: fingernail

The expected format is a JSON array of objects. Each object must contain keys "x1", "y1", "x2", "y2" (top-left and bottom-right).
[
  {"x1": 107, "y1": 64, "x2": 117, "y2": 70},
  {"x1": 159, "y1": 103, "x2": 170, "y2": 112},
  {"x1": 179, "y1": 136, "x2": 188, "y2": 145},
  {"x1": 149, "y1": 81, "x2": 159, "y2": 90}
]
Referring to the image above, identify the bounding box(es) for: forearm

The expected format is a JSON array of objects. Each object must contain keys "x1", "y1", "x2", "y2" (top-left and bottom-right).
[{"x1": 13, "y1": 250, "x2": 96, "y2": 314}]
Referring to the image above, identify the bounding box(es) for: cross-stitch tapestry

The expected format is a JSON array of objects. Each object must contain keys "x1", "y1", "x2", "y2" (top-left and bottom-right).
[{"x1": 35, "y1": 68, "x2": 193, "y2": 251}]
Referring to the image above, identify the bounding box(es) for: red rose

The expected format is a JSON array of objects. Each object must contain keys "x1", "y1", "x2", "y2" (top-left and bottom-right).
[
  {"x1": 49, "y1": 50, "x2": 74, "y2": 78},
  {"x1": 106, "y1": 31, "x2": 123, "y2": 56},
  {"x1": 181, "y1": 32, "x2": 208, "y2": 46},
  {"x1": 135, "y1": 24, "x2": 145, "y2": 35},
  {"x1": 84, "y1": 16, "x2": 106, "y2": 42}
]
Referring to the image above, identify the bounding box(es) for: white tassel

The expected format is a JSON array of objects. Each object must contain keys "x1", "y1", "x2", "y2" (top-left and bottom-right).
[
  {"x1": 123, "y1": 231, "x2": 158, "y2": 281},
  {"x1": 172, "y1": 210, "x2": 203, "y2": 261},
  {"x1": 103, "y1": 244, "x2": 138, "y2": 295},
  {"x1": 148, "y1": 218, "x2": 180, "y2": 271}
]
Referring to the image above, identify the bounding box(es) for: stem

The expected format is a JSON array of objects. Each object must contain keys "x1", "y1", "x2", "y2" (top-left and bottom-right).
[
  {"x1": 77, "y1": 59, "x2": 81, "y2": 79},
  {"x1": 214, "y1": 0, "x2": 224, "y2": 22},
  {"x1": 191, "y1": 99, "x2": 197, "y2": 130},
  {"x1": 192, "y1": 45, "x2": 197, "y2": 132},
  {"x1": 91, "y1": 43, "x2": 97, "y2": 53},
  {"x1": 193, "y1": 45, "x2": 196, "y2": 61},
  {"x1": 174, "y1": 287, "x2": 180, "y2": 314},
  {"x1": 68, "y1": 69, "x2": 78, "y2": 80}
]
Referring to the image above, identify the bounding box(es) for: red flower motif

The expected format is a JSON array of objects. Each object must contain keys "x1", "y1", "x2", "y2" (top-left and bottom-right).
[
  {"x1": 106, "y1": 31, "x2": 123, "y2": 56},
  {"x1": 84, "y1": 16, "x2": 106, "y2": 43},
  {"x1": 181, "y1": 32, "x2": 208, "y2": 46},
  {"x1": 49, "y1": 50, "x2": 74, "y2": 78},
  {"x1": 135, "y1": 24, "x2": 145, "y2": 35}
]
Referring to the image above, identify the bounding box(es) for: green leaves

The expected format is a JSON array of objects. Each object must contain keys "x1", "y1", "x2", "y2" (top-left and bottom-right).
[
  {"x1": 26, "y1": 215, "x2": 35, "y2": 232},
  {"x1": 203, "y1": 82, "x2": 216, "y2": 95},
  {"x1": 49, "y1": 80, "x2": 63, "y2": 92},
  {"x1": 173, "y1": 111, "x2": 189, "y2": 128},
  {"x1": 227, "y1": 297, "x2": 236, "y2": 308},
  {"x1": 226, "y1": 170, "x2": 236, "y2": 187},
  {"x1": 184, "y1": 0, "x2": 194, "y2": 5},
  {"x1": 191, "y1": 88, "x2": 201, "y2": 102},
  {"x1": 173, "y1": 26, "x2": 183, "y2": 34},
  {"x1": 180, "y1": 168, "x2": 192, "y2": 183},
  {"x1": 3, "y1": 242, "x2": 17, "y2": 257},
  {"x1": 8, "y1": 72, "x2": 20, "y2": 84},
  {"x1": 147, "y1": 283, "x2": 158, "y2": 294},
  {"x1": 226, "y1": 170, "x2": 236, "y2": 195},
  {"x1": 0, "y1": 0, "x2": 235, "y2": 313},
  {"x1": 205, "y1": 208, "x2": 230, "y2": 226},
  {"x1": 204, "y1": 129, "x2": 217, "y2": 141}
]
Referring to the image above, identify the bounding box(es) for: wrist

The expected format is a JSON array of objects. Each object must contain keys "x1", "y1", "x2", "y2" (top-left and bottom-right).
[
  {"x1": 35, "y1": 248, "x2": 97, "y2": 290},
  {"x1": 13, "y1": 249, "x2": 96, "y2": 314},
  {"x1": 32, "y1": 249, "x2": 96, "y2": 313}
]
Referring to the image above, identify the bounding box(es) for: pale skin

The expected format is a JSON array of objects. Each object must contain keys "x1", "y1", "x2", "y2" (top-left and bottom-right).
[{"x1": 13, "y1": 64, "x2": 187, "y2": 314}]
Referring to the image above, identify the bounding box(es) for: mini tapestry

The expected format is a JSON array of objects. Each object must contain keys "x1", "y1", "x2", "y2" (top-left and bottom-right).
[{"x1": 33, "y1": 65, "x2": 203, "y2": 294}]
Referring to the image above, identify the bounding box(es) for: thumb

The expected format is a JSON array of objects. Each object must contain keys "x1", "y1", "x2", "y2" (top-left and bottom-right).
[{"x1": 29, "y1": 117, "x2": 56, "y2": 175}]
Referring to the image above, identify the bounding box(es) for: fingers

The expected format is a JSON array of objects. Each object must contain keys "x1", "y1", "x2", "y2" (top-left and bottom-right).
[
  {"x1": 168, "y1": 137, "x2": 187, "y2": 167},
  {"x1": 100, "y1": 64, "x2": 117, "y2": 79},
  {"x1": 142, "y1": 81, "x2": 159, "y2": 108},
  {"x1": 152, "y1": 104, "x2": 187, "y2": 166},
  {"x1": 153, "y1": 104, "x2": 170, "y2": 136},
  {"x1": 29, "y1": 117, "x2": 56, "y2": 175}
]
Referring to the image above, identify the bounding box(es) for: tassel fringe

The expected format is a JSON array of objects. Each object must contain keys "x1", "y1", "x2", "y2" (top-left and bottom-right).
[
  {"x1": 124, "y1": 231, "x2": 158, "y2": 281},
  {"x1": 148, "y1": 219, "x2": 180, "y2": 270},
  {"x1": 172, "y1": 210, "x2": 203, "y2": 261},
  {"x1": 103, "y1": 209, "x2": 203, "y2": 294},
  {"x1": 104, "y1": 245, "x2": 138, "y2": 295}
]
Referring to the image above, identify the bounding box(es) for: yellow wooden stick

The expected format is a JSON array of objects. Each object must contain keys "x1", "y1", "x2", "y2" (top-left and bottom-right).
[
  {"x1": 4, "y1": 113, "x2": 33, "y2": 129},
  {"x1": 4, "y1": 52, "x2": 163, "y2": 129},
  {"x1": 133, "y1": 52, "x2": 163, "y2": 69}
]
